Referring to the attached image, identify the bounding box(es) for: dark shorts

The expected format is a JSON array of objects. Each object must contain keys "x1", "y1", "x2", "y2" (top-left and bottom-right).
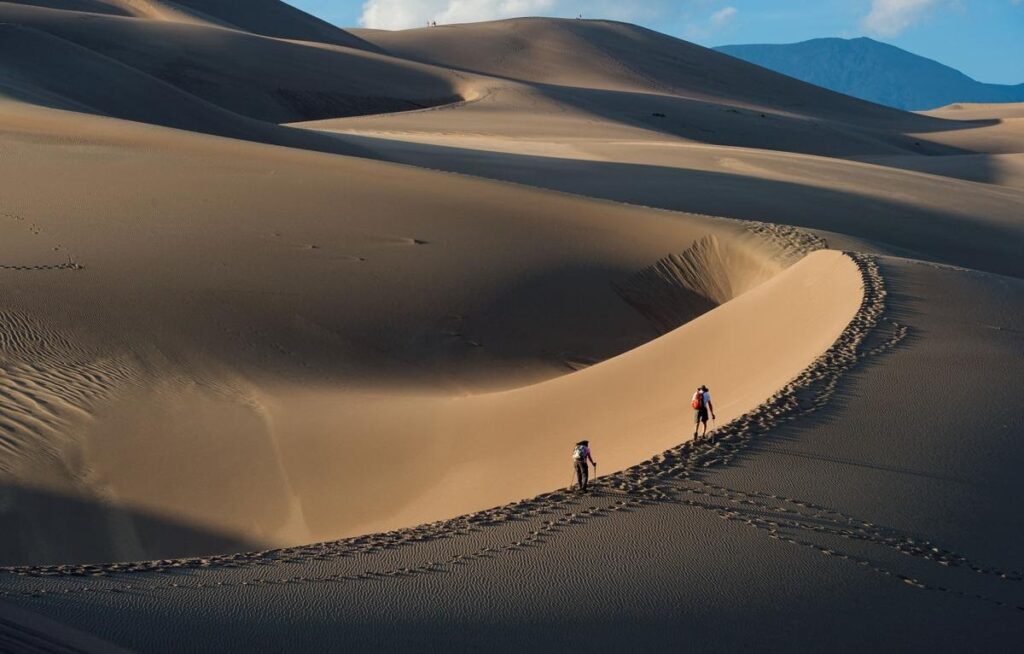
[{"x1": 694, "y1": 407, "x2": 709, "y2": 424}]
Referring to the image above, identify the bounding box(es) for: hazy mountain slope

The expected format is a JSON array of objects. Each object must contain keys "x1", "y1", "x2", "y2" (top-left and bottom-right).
[{"x1": 715, "y1": 37, "x2": 1024, "y2": 111}]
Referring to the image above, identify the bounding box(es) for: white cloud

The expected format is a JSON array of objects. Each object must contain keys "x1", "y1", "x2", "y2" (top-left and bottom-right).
[
  {"x1": 710, "y1": 6, "x2": 737, "y2": 27},
  {"x1": 682, "y1": 4, "x2": 739, "y2": 41},
  {"x1": 361, "y1": 0, "x2": 554, "y2": 29},
  {"x1": 862, "y1": 0, "x2": 939, "y2": 37},
  {"x1": 358, "y1": 0, "x2": 676, "y2": 30}
]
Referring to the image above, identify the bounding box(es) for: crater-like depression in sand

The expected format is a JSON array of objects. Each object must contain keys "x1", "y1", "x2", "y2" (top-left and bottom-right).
[{"x1": 0, "y1": 180, "x2": 862, "y2": 567}]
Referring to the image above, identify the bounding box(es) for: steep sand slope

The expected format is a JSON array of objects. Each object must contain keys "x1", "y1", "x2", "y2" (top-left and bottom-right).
[
  {"x1": 0, "y1": 2, "x2": 466, "y2": 123},
  {"x1": 5, "y1": 0, "x2": 378, "y2": 49},
  {"x1": 0, "y1": 24, "x2": 273, "y2": 139}
]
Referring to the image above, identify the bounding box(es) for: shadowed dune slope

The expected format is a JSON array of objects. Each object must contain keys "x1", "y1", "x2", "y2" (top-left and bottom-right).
[
  {"x1": 0, "y1": 2, "x2": 465, "y2": 123},
  {"x1": 852, "y1": 152, "x2": 1024, "y2": 189},
  {"x1": 301, "y1": 121, "x2": 1024, "y2": 278},
  {"x1": 4, "y1": 0, "x2": 379, "y2": 49},
  {"x1": 358, "y1": 18, "x2": 929, "y2": 125},
  {"x1": 0, "y1": 24, "x2": 269, "y2": 139}
]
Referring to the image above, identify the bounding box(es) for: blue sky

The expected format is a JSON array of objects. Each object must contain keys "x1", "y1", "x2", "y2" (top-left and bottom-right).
[{"x1": 289, "y1": 0, "x2": 1024, "y2": 84}]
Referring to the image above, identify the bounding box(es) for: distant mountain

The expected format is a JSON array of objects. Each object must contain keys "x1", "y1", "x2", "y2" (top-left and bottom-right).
[{"x1": 714, "y1": 37, "x2": 1024, "y2": 111}]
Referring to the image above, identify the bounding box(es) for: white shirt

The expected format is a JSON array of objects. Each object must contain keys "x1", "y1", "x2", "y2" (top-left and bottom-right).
[{"x1": 693, "y1": 390, "x2": 712, "y2": 408}]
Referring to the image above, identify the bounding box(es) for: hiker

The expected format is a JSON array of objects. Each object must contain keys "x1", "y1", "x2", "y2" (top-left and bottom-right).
[
  {"x1": 572, "y1": 440, "x2": 597, "y2": 492},
  {"x1": 692, "y1": 384, "x2": 715, "y2": 439}
]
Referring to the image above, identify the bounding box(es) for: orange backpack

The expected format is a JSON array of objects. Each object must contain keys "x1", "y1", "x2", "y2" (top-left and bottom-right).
[{"x1": 691, "y1": 392, "x2": 703, "y2": 410}]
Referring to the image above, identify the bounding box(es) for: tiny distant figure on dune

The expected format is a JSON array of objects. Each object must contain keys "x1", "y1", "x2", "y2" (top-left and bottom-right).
[
  {"x1": 692, "y1": 384, "x2": 715, "y2": 439},
  {"x1": 571, "y1": 440, "x2": 597, "y2": 492}
]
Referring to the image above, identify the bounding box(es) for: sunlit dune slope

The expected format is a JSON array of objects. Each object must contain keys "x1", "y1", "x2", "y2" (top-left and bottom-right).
[{"x1": 926, "y1": 101, "x2": 1024, "y2": 120}]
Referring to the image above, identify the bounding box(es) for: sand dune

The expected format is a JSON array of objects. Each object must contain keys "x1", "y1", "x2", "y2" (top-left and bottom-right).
[
  {"x1": 5, "y1": 252, "x2": 1021, "y2": 653},
  {"x1": 0, "y1": 2, "x2": 465, "y2": 124},
  {"x1": 0, "y1": 5, "x2": 1022, "y2": 652},
  {"x1": 0, "y1": 24, "x2": 272, "y2": 138},
  {"x1": 7, "y1": 0, "x2": 379, "y2": 48},
  {"x1": 350, "y1": 20, "x2": 1023, "y2": 172},
  {"x1": 11, "y1": 0, "x2": 234, "y2": 25},
  {"x1": 0, "y1": 96, "x2": 847, "y2": 559},
  {"x1": 927, "y1": 101, "x2": 1024, "y2": 120},
  {"x1": 851, "y1": 152, "x2": 1024, "y2": 189},
  {"x1": 301, "y1": 123, "x2": 1024, "y2": 277},
  {"x1": 360, "y1": 19, "x2": 906, "y2": 121}
]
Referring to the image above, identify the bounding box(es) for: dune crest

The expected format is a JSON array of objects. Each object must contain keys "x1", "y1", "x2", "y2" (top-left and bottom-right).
[{"x1": 0, "y1": 149, "x2": 855, "y2": 560}]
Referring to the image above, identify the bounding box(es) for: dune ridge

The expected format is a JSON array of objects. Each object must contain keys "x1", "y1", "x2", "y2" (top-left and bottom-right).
[
  {"x1": 0, "y1": 245, "x2": 872, "y2": 579},
  {"x1": 0, "y1": 189, "x2": 853, "y2": 562},
  {"x1": 614, "y1": 226, "x2": 827, "y2": 334}
]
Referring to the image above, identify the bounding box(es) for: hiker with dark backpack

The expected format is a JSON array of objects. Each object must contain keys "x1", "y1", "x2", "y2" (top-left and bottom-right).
[
  {"x1": 692, "y1": 384, "x2": 715, "y2": 439},
  {"x1": 571, "y1": 440, "x2": 597, "y2": 492}
]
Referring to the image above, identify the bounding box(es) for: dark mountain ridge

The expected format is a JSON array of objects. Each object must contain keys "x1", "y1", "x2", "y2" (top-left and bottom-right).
[{"x1": 715, "y1": 37, "x2": 1024, "y2": 111}]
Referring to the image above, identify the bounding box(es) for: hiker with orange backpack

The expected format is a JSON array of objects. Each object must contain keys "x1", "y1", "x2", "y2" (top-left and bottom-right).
[{"x1": 692, "y1": 384, "x2": 715, "y2": 439}]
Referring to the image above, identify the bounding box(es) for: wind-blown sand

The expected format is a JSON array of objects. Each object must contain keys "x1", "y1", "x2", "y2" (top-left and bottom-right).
[{"x1": 0, "y1": 5, "x2": 1022, "y2": 652}]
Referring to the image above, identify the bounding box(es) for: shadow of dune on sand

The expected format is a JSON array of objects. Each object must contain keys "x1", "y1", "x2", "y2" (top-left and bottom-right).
[
  {"x1": 535, "y1": 84, "x2": 996, "y2": 156},
  {"x1": 313, "y1": 132, "x2": 1024, "y2": 279},
  {"x1": 0, "y1": 483, "x2": 263, "y2": 567}
]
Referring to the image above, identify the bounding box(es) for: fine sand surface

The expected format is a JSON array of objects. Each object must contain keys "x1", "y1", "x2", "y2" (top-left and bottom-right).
[
  {"x1": 852, "y1": 102, "x2": 1024, "y2": 188},
  {"x1": 0, "y1": 4, "x2": 1022, "y2": 652}
]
